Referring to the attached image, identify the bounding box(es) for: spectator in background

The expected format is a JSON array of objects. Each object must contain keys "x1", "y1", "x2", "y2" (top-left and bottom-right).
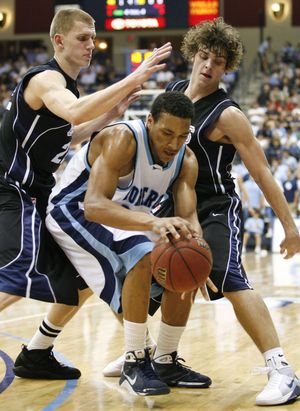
[
  {"x1": 257, "y1": 36, "x2": 272, "y2": 73},
  {"x1": 243, "y1": 208, "x2": 266, "y2": 255},
  {"x1": 257, "y1": 83, "x2": 271, "y2": 106},
  {"x1": 282, "y1": 169, "x2": 299, "y2": 217},
  {"x1": 243, "y1": 176, "x2": 265, "y2": 218}
]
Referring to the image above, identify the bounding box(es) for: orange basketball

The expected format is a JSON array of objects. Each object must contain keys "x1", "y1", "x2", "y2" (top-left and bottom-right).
[{"x1": 151, "y1": 236, "x2": 213, "y2": 293}]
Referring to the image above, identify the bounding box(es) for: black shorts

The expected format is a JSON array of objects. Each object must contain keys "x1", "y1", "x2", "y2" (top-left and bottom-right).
[
  {"x1": 154, "y1": 192, "x2": 252, "y2": 301},
  {"x1": 0, "y1": 178, "x2": 85, "y2": 305}
]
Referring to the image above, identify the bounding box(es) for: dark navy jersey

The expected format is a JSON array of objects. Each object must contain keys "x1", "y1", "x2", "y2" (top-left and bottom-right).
[
  {"x1": 167, "y1": 80, "x2": 240, "y2": 197},
  {"x1": 0, "y1": 58, "x2": 79, "y2": 199}
]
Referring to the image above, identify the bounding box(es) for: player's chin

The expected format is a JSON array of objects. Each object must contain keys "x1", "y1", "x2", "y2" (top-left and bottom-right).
[{"x1": 81, "y1": 56, "x2": 92, "y2": 66}]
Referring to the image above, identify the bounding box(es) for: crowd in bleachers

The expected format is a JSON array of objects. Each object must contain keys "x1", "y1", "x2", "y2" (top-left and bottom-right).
[
  {"x1": 0, "y1": 44, "x2": 238, "y2": 122},
  {"x1": 234, "y1": 40, "x2": 300, "y2": 254},
  {"x1": 1, "y1": 41, "x2": 299, "y2": 255}
]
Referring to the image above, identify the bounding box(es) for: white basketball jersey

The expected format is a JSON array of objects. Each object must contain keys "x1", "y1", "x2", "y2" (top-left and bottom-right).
[
  {"x1": 113, "y1": 119, "x2": 185, "y2": 213},
  {"x1": 48, "y1": 119, "x2": 185, "y2": 215}
]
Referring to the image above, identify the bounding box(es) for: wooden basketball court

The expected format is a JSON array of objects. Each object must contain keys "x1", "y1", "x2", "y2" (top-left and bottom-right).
[{"x1": 1, "y1": 252, "x2": 300, "y2": 410}]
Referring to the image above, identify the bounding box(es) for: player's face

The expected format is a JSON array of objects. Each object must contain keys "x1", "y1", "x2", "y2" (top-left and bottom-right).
[
  {"x1": 190, "y1": 48, "x2": 227, "y2": 89},
  {"x1": 60, "y1": 20, "x2": 95, "y2": 68},
  {"x1": 147, "y1": 112, "x2": 191, "y2": 164}
]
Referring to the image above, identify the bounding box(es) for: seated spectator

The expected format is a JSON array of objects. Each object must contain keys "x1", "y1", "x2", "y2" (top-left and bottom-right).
[{"x1": 257, "y1": 83, "x2": 271, "y2": 106}]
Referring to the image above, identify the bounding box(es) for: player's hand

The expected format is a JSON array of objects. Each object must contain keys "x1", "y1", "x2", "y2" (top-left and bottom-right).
[
  {"x1": 108, "y1": 87, "x2": 141, "y2": 120},
  {"x1": 131, "y1": 43, "x2": 172, "y2": 85},
  {"x1": 280, "y1": 230, "x2": 300, "y2": 259},
  {"x1": 151, "y1": 216, "x2": 197, "y2": 243},
  {"x1": 198, "y1": 277, "x2": 218, "y2": 301},
  {"x1": 180, "y1": 278, "x2": 218, "y2": 302}
]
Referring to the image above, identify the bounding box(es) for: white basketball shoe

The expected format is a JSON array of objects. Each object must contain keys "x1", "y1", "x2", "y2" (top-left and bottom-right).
[
  {"x1": 103, "y1": 344, "x2": 156, "y2": 377},
  {"x1": 255, "y1": 366, "x2": 300, "y2": 405}
]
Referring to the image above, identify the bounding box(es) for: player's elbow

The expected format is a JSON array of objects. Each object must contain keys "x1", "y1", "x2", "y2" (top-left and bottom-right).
[
  {"x1": 69, "y1": 110, "x2": 86, "y2": 125},
  {"x1": 84, "y1": 199, "x2": 106, "y2": 224}
]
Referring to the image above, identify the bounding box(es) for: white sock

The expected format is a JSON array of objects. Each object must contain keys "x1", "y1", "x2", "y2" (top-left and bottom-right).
[
  {"x1": 145, "y1": 328, "x2": 156, "y2": 347},
  {"x1": 154, "y1": 322, "x2": 185, "y2": 359},
  {"x1": 123, "y1": 319, "x2": 147, "y2": 352},
  {"x1": 263, "y1": 347, "x2": 289, "y2": 370},
  {"x1": 27, "y1": 317, "x2": 63, "y2": 350}
]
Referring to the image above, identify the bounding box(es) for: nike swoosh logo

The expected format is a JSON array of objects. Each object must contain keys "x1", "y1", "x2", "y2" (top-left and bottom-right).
[
  {"x1": 286, "y1": 378, "x2": 294, "y2": 389},
  {"x1": 212, "y1": 213, "x2": 223, "y2": 217},
  {"x1": 124, "y1": 372, "x2": 137, "y2": 385}
]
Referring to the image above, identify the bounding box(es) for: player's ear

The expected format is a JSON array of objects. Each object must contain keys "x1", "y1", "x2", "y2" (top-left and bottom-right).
[
  {"x1": 146, "y1": 113, "x2": 154, "y2": 129},
  {"x1": 54, "y1": 33, "x2": 64, "y2": 49}
]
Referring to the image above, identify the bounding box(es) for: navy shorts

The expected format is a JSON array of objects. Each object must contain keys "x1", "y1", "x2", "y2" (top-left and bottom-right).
[
  {"x1": 154, "y1": 191, "x2": 252, "y2": 300},
  {"x1": 0, "y1": 178, "x2": 83, "y2": 305}
]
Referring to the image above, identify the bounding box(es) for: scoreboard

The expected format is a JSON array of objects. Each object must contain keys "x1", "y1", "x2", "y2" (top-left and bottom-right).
[{"x1": 55, "y1": 1, "x2": 219, "y2": 30}]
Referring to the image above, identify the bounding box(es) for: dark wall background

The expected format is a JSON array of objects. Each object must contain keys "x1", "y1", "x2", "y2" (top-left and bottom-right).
[
  {"x1": 14, "y1": 0, "x2": 300, "y2": 34},
  {"x1": 224, "y1": 0, "x2": 265, "y2": 27},
  {"x1": 15, "y1": 0, "x2": 54, "y2": 34}
]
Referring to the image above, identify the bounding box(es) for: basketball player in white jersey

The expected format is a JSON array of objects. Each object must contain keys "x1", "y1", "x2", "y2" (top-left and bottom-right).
[
  {"x1": 39, "y1": 91, "x2": 216, "y2": 395},
  {"x1": 0, "y1": 7, "x2": 173, "y2": 378}
]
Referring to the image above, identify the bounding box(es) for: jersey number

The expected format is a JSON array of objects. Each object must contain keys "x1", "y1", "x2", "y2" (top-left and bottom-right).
[{"x1": 51, "y1": 143, "x2": 70, "y2": 164}]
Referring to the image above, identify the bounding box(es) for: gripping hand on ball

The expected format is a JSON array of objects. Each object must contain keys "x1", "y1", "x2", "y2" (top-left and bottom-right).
[{"x1": 152, "y1": 216, "x2": 197, "y2": 243}]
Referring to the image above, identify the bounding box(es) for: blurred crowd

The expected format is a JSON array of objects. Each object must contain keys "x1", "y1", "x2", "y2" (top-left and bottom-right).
[
  {"x1": 1, "y1": 40, "x2": 299, "y2": 255},
  {"x1": 0, "y1": 43, "x2": 238, "y2": 122},
  {"x1": 234, "y1": 39, "x2": 300, "y2": 254}
]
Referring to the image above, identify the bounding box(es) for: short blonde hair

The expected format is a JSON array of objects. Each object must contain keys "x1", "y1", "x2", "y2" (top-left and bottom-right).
[
  {"x1": 50, "y1": 8, "x2": 95, "y2": 39},
  {"x1": 181, "y1": 17, "x2": 243, "y2": 72}
]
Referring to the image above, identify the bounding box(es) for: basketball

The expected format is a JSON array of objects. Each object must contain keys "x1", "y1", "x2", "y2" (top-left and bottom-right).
[{"x1": 151, "y1": 236, "x2": 213, "y2": 293}]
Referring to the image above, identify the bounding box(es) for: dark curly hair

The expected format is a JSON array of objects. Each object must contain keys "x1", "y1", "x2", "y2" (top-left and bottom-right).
[{"x1": 181, "y1": 17, "x2": 243, "y2": 72}]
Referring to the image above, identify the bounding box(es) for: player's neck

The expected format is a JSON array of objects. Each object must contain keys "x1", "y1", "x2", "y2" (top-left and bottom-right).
[
  {"x1": 54, "y1": 54, "x2": 80, "y2": 80},
  {"x1": 185, "y1": 82, "x2": 219, "y2": 102}
]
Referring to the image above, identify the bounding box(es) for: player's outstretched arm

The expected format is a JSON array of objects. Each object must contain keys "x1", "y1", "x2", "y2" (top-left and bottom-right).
[
  {"x1": 218, "y1": 107, "x2": 300, "y2": 259},
  {"x1": 28, "y1": 43, "x2": 172, "y2": 126}
]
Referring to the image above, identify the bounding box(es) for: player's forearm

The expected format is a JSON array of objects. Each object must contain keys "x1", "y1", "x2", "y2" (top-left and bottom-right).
[
  {"x1": 72, "y1": 112, "x2": 115, "y2": 144},
  {"x1": 69, "y1": 76, "x2": 139, "y2": 125},
  {"x1": 84, "y1": 200, "x2": 155, "y2": 231}
]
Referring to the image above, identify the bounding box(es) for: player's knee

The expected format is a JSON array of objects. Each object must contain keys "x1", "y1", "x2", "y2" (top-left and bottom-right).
[{"x1": 0, "y1": 292, "x2": 22, "y2": 311}]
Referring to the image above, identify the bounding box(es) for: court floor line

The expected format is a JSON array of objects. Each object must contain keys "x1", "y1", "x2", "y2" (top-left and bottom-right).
[
  {"x1": 0, "y1": 301, "x2": 100, "y2": 325},
  {"x1": 0, "y1": 333, "x2": 78, "y2": 411}
]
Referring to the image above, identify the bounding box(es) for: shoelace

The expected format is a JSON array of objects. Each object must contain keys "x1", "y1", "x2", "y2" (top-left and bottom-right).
[
  {"x1": 252, "y1": 366, "x2": 273, "y2": 375},
  {"x1": 174, "y1": 356, "x2": 192, "y2": 372},
  {"x1": 47, "y1": 350, "x2": 66, "y2": 368},
  {"x1": 140, "y1": 359, "x2": 160, "y2": 380}
]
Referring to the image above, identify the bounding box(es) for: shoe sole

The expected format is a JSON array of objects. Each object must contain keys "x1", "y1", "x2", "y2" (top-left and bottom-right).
[
  {"x1": 13, "y1": 366, "x2": 81, "y2": 380},
  {"x1": 166, "y1": 381, "x2": 212, "y2": 388},
  {"x1": 119, "y1": 379, "x2": 170, "y2": 396},
  {"x1": 256, "y1": 385, "x2": 300, "y2": 406}
]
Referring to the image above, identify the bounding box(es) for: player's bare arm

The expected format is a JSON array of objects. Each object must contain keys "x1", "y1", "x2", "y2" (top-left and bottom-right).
[
  {"x1": 215, "y1": 107, "x2": 300, "y2": 258},
  {"x1": 173, "y1": 148, "x2": 217, "y2": 297},
  {"x1": 172, "y1": 147, "x2": 202, "y2": 236},
  {"x1": 24, "y1": 44, "x2": 172, "y2": 126},
  {"x1": 84, "y1": 125, "x2": 196, "y2": 240},
  {"x1": 72, "y1": 88, "x2": 140, "y2": 144}
]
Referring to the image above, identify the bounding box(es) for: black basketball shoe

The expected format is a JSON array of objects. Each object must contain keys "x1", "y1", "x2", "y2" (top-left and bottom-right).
[
  {"x1": 13, "y1": 345, "x2": 81, "y2": 379},
  {"x1": 152, "y1": 351, "x2": 212, "y2": 388},
  {"x1": 119, "y1": 348, "x2": 170, "y2": 396}
]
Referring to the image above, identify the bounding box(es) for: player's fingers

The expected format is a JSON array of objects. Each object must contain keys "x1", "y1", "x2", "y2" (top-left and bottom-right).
[
  {"x1": 199, "y1": 284, "x2": 209, "y2": 301},
  {"x1": 206, "y1": 277, "x2": 218, "y2": 293},
  {"x1": 165, "y1": 224, "x2": 180, "y2": 240}
]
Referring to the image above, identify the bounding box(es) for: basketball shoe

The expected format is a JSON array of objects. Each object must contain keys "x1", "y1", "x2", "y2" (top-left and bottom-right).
[
  {"x1": 255, "y1": 366, "x2": 300, "y2": 405},
  {"x1": 152, "y1": 351, "x2": 212, "y2": 388},
  {"x1": 13, "y1": 345, "x2": 81, "y2": 379},
  {"x1": 119, "y1": 348, "x2": 170, "y2": 396},
  {"x1": 103, "y1": 344, "x2": 156, "y2": 377}
]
